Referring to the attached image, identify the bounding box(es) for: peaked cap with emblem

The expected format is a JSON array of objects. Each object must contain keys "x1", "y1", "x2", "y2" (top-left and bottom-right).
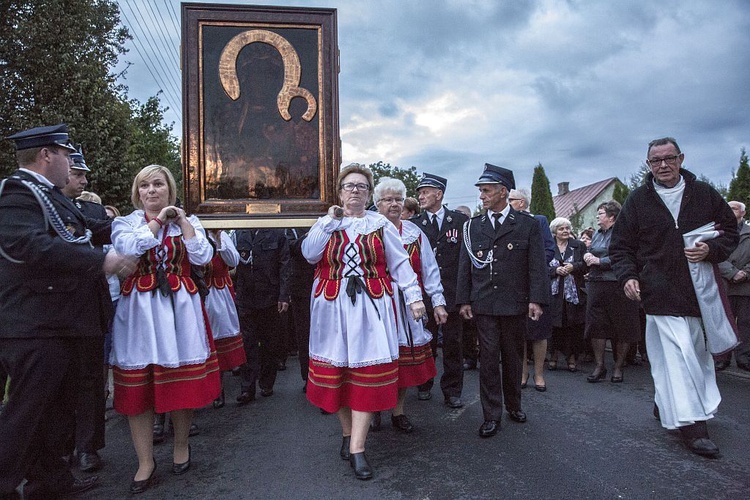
[
  {"x1": 475, "y1": 163, "x2": 515, "y2": 190},
  {"x1": 416, "y1": 172, "x2": 447, "y2": 192},
  {"x1": 69, "y1": 146, "x2": 90, "y2": 172},
  {"x1": 6, "y1": 123, "x2": 76, "y2": 152}
]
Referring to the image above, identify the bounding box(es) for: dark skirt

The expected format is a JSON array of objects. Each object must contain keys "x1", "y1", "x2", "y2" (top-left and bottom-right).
[
  {"x1": 585, "y1": 280, "x2": 641, "y2": 343},
  {"x1": 526, "y1": 304, "x2": 552, "y2": 341}
]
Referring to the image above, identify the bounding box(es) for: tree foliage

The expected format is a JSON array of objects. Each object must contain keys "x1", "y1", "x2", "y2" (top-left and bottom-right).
[
  {"x1": 727, "y1": 148, "x2": 750, "y2": 204},
  {"x1": 529, "y1": 163, "x2": 555, "y2": 221},
  {"x1": 0, "y1": 0, "x2": 179, "y2": 211},
  {"x1": 368, "y1": 161, "x2": 421, "y2": 197},
  {"x1": 612, "y1": 181, "x2": 630, "y2": 205}
]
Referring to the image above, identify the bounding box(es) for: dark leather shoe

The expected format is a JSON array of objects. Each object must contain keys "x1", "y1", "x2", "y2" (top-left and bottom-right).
[
  {"x1": 714, "y1": 359, "x2": 730, "y2": 371},
  {"x1": 445, "y1": 396, "x2": 464, "y2": 409},
  {"x1": 78, "y1": 451, "x2": 103, "y2": 472},
  {"x1": 417, "y1": 390, "x2": 432, "y2": 401},
  {"x1": 462, "y1": 359, "x2": 477, "y2": 370},
  {"x1": 68, "y1": 475, "x2": 99, "y2": 496},
  {"x1": 370, "y1": 411, "x2": 382, "y2": 431},
  {"x1": 236, "y1": 390, "x2": 255, "y2": 405},
  {"x1": 129, "y1": 460, "x2": 156, "y2": 494},
  {"x1": 349, "y1": 452, "x2": 373, "y2": 480},
  {"x1": 391, "y1": 414, "x2": 414, "y2": 433},
  {"x1": 610, "y1": 375, "x2": 624, "y2": 383},
  {"x1": 340, "y1": 436, "x2": 351, "y2": 460},
  {"x1": 479, "y1": 420, "x2": 500, "y2": 437},
  {"x1": 507, "y1": 410, "x2": 527, "y2": 423},
  {"x1": 172, "y1": 445, "x2": 191, "y2": 475},
  {"x1": 587, "y1": 367, "x2": 607, "y2": 383},
  {"x1": 685, "y1": 437, "x2": 720, "y2": 458},
  {"x1": 260, "y1": 387, "x2": 274, "y2": 397},
  {"x1": 212, "y1": 389, "x2": 225, "y2": 409}
]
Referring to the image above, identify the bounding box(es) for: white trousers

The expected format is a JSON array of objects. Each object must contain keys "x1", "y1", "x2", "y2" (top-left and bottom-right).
[{"x1": 646, "y1": 315, "x2": 721, "y2": 430}]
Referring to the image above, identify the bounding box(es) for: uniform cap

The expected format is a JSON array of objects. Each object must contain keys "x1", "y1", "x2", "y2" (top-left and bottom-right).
[
  {"x1": 416, "y1": 173, "x2": 447, "y2": 191},
  {"x1": 69, "y1": 147, "x2": 89, "y2": 171},
  {"x1": 6, "y1": 123, "x2": 76, "y2": 152},
  {"x1": 475, "y1": 163, "x2": 515, "y2": 190}
]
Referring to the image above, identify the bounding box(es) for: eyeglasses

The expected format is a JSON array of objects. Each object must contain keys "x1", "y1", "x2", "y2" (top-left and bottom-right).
[
  {"x1": 341, "y1": 182, "x2": 370, "y2": 192},
  {"x1": 508, "y1": 198, "x2": 523, "y2": 202},
  {"x1": 379, "y1": 197, "x2": 404, "y2": 204},
  {"x1": 647, "y1": 154, "x2": 681, "y2": 167}
]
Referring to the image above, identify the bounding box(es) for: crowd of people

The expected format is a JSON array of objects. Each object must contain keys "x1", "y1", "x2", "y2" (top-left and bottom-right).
[{"x1": 0, "y1": 126, "x2": 745, "y2": 497}]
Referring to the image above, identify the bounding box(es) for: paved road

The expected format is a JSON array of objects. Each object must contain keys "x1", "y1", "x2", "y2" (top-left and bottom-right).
[{"x1": 79, "y1": 353, "x2": 749, "y2": 499}]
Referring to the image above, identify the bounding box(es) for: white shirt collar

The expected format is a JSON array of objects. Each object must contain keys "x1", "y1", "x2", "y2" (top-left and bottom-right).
[{"x1": 18, "y1": 167, "x2": 54, "y2": 188}]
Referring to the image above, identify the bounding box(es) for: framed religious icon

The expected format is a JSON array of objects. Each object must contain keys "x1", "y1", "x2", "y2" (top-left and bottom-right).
[{"x1": 182, "y1": 3, "x2": 340, "y2": 228}]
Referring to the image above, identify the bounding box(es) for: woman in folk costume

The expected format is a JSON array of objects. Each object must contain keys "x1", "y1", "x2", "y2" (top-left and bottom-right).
[
  {"x1": 302, "y1": 164, "x2": 426, "y2": 480},
  {"x1": 110, "y1": 165, "x2": 219, "y2": 494},
  {"x1": 373, "y1": 177, "x2": 445, "y2": 433},
  {"x1": 203, "y1": 229, "x2": 246, "y2": 409}
]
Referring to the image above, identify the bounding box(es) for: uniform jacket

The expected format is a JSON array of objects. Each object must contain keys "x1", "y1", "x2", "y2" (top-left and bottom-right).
[
  {"x1": 610, "y1": 169, "x2": 738, "y2": 316},
  {"x1": 718, "y1": 219, "x2": 750, "y2": 296},
  {"x1": 0, "y1": 170, "x2": 113, "y2": 338},
  {"x1": 285, "y1": 228, "x2": 315, "y2": 298},
  {"x1": 411, "y1": 207, "x2": 468, "y2": 311},
  {"x1": 456, "y1": 208, "x2": 550, "y2": 316},
  {"x1": 233, "y1": 228, "x2": 290, "y2": 310}
]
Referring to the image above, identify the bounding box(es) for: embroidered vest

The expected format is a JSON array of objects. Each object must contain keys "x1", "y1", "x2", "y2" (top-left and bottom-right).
[
  {"x1": 121, "y1": 235, "x2": 198, "y2": 296},
  {"x1": 314, "y1": 228, "x2": 393, "y2": 301},
  {"x1": 204, "y1": 253, "x2": 235, "y2": 296}
]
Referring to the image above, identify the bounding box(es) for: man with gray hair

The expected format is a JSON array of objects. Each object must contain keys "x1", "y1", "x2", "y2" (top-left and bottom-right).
[
  {"x1": 610, "y1": 137, "x2": 737, "y2": 458},
  {"x1": 716, "y1": 201, "x2": 750, "y2": 371}
]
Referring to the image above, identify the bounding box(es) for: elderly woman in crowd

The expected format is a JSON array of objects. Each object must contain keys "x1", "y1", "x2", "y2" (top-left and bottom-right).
[
  {"x1": 547, "y1": 217, "x2": 587, "y2": 372},
  {"x1": 583, "y1": 201, "x2": 641, "y2": 383},
  {"x1": 302, "y1": 164, "x2": 425, "y2": 480},
  {"x1": 401, "y1": 196, "x2": 420, "y2": 220},
  {"x1": 110, "y1": 165, "x2": 219, "y2": 494},
  {"x1": 373, "y1": 177, "x2": 445, "y2": 432}
]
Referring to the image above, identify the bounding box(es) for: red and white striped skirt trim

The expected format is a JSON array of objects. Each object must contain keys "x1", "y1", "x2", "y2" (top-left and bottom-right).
[
  {"x1": 397, "y1": 344, "x2": 437, "y2": 388},
  {"x1": 215, "y1": 335, "x2": 246, "y2": 371},
  {"x1": 307, "y1": 359, "x2": 399, "y2": 413}
]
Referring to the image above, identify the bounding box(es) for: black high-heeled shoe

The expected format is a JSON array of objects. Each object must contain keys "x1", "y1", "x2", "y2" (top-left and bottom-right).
[
  {"x1": 213, "y1": 389, "x2": 225, "y2": 409},
  {"x1": 129, "y1": 459, "x2": 157, "y2": 494},
  {"x1": 587, "y1": 367, "x2": 607, "y2": 383},
  {"x1": 172, "y1": 445, "x2": 191, "y2": 475},
  {"x1": 349, "y1": 452, "x2": 373, "y2": 480}
]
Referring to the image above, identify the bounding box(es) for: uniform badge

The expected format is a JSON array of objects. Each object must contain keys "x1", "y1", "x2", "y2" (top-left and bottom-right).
[
  {"x1": 507, "y1": 243, "x2": 513, "y2": 250},
  {"x1": 446, "y1": 228, "x2": 458, "y2": 243},
  {"x1": 477, "y1": 250, "x2": 483, "y2": 258},
  {"x1": 422, "y1": 219, "x2": 427, "y2": 226},
  {"x1": 446, "y1": 215, "x2": 453, "y2": 223}
]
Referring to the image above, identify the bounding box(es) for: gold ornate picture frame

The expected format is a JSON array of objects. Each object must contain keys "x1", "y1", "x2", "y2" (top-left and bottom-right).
[{"x1": 182, "y1": 4, "x2": 340, "y2": 228}]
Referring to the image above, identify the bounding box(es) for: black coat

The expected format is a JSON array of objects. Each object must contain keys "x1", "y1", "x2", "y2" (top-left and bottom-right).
[
  {"x1": 0, "y1": 170, "x2": 113, "y2": 338},
  {"x1": 233, "y1": 228, "x2": 290, "y2": 311},
  {"x1": 285, "y1": 228, "x2": 315, "y2": 299},
  {"x1": 456, "y1": 208, "x2": 550, "y2": 316},
  {"x1": 411, "y1": 208, "x2": 468, "y2": 311},
  {"x1": 611, "y1": 169, "x2": 738, "y2": 316},
  {"x1": 548, "y1": 238, "x2": 587, "y2": 327}
]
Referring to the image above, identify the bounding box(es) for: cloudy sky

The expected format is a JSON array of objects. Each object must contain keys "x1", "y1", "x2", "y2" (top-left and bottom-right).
[{"x1": 115, "y1": 0, "x2": 750, "y2": 208}]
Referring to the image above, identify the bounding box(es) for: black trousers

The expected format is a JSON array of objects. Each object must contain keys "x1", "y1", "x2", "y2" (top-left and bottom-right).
[
  {"x1": 238, "y1": 305, "x2": 282, "y2": 394},
  {"x1": 290, "y1": 294, "x2": 311, "y2": 382},
  {"x1": 474, "y1": 314, "x2": 525, "y2": 421},
  {"x1": 0, "y1": 338, "x2": 79, "y2": 498},
  {"x1": 68, "y1": 336, "x2": 105, "y2": 454},
  {"x1": 418, "y1": 310, "x2": 463, "y2": 398}
]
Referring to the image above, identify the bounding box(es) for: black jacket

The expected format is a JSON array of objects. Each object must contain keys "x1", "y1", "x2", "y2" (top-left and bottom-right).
[
  {"x1": 610, "y1": 169, "x2": 738, "y2": 316},
  {"x1": 233, "y1": 228, "x2": 290, "y2": 311},
  {"x1": 285, "y1": 228, "x2": 315, "y2": 299},
  {"x1": 411, "y1": 208, "x2": 468, "y2": 311},
  {"x1": 0, "y1": 170, "x2": 112, "y2": 338},
  {"x1": 548, "y1": 237, "x2": 587, "y2": 327},
  {"x1": 456, "y1": 208, "x2": 550, "y2": 316}
]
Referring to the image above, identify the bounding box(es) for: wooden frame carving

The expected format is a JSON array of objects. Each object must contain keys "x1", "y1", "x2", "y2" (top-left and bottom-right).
[{"x1": 182, "y1": 3, "x2": 340, "y2": 228}]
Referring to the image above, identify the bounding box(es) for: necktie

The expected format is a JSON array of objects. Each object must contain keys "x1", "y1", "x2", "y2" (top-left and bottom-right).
[
  {"x1": 431, "y1": 213, "x2": 439, "y2": 233},
  {"x1": 493, "y1": 213, "x2": 503, "y2": 231}
]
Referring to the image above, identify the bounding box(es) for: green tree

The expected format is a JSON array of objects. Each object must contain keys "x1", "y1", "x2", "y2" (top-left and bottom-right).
[
  {"x1": 628, "y1": 163, "x2": 651, "y2": 191},
  {"x1": 727, "y1": 148, "x2": 750, "y2": 204},
  {"x1": 612, "y1": 181, "x2": 630, "y2": 205},
  {"x1": 529, "y1": 163, "x2": 555, "y2": 221},
  {"x1": 368, "y1": 161, "x2": 421, "y2": 197}
]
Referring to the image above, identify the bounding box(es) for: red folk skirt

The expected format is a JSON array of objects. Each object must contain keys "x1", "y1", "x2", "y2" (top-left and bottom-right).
[
  {"x1": 214, "y1": 335, "x2": 246, "y2": 371},
  {"x1": 307, "y1": 359, "x2": 399, "y2": 413},
  {"x1": 397, "y1": 343, "x2": 437, "y2": 388}
]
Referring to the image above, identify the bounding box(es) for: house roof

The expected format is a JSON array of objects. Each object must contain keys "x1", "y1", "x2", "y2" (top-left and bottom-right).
[{"x1": 553, "y1": 178, "x2": 618, "y2": 219}]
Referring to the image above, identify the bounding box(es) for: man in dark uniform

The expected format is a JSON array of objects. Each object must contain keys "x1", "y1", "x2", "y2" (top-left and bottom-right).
[
  {"x1": 0, "y1": 124, "x2": 135, "y2": 499},
  {"x1": 457, "y1": 164, "x2": 549, "y2": 438},
  {"x1": 412, "y1": 173, "x2": 468, "y2": 408},
  {"x1": 59, "y1": 149, "x2": 109, "y2": 472},
  {"x1": 285, "y1": 227, "x2": 316, "y2": 391},
  {"x1": 233, "y1": 228, "x2": 290, "y2": 403}
]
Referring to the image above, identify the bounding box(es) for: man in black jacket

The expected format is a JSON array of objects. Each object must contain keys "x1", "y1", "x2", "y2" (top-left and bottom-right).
[
  {"x1": 0, "y1": 124, "x2": 134, "y2": 498},
  {"x1": 412, "y1": 173, "x2": 468, "y2": 408},
  {"x1": 610, "y1": 137, "x2": 738, "y2": 458},
  {"x1": 233, "y1": 228, "x2": 290, "y2": 403},
  {"x1": 457, "y1": 164, "x2": 549, "y2": 438}
]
